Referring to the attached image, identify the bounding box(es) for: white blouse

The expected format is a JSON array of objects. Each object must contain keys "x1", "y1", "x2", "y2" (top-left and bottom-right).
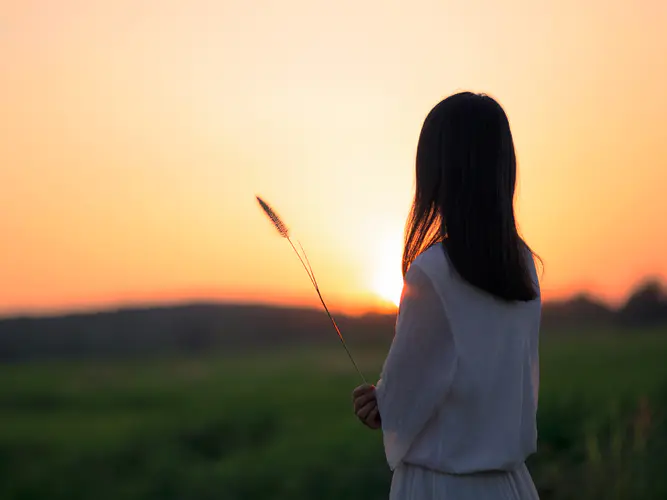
[{"x1": 375, "y1": 243, "x2": 541, "y2": 474}]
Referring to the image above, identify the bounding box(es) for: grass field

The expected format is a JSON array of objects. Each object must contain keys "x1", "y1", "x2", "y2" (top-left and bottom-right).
[{"x1": 1, "y1": 330, "x2": 666, "y2": 500}]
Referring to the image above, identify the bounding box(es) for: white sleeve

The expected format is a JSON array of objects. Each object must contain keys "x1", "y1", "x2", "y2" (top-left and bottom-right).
[
  {"x1": 374, "y1": 264, "x2": 458, "y2": 470},
  {"x1": 528, "y1": 253, "x2": 541, "y2": 408}
]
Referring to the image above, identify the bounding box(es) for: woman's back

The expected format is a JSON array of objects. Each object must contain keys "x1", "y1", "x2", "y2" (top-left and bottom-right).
[{"x1": 392, "y1": 244, "x2": 541, "y2": 473}]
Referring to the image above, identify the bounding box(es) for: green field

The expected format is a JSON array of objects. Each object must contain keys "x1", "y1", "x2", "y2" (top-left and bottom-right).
[{"x1": 1, "y1": 331, "x2": 666, "y2": 500}]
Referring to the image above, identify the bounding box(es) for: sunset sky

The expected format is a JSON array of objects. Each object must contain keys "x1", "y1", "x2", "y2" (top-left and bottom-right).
[{"x1": 2, "y1": 0, "x2": 666, "y2": 316}]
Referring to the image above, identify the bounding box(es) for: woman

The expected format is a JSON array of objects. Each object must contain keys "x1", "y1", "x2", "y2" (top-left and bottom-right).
[{"x1": 353, "y1": 92, "x2": 541, "y2": 499}]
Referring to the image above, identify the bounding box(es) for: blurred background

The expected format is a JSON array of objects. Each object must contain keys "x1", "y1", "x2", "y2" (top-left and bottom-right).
[{"x1": 1, "y1": 1, "x2": 666, "y2": 499}]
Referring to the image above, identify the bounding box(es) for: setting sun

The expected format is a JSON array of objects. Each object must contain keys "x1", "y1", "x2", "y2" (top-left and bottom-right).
[
  {"x1": 371, "y1": 234, "x2": 405, "y2": 307},
  {"x1": 373, "y1": 270, "x2": 404, "y2": 307}
]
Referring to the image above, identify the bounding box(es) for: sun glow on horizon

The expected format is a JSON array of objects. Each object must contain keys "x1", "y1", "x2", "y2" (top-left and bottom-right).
[
  {"x1": 373, "y1": 273, "x2": 404, "y2": 307},
  {"x1": 371, "y1": 234, "x2": 405, "y2": 307}
]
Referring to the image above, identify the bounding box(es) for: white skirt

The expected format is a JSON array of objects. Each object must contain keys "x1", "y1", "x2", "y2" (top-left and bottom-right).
[{"x1": 390, "y1": 463, "x2": 540, "y2": 500}]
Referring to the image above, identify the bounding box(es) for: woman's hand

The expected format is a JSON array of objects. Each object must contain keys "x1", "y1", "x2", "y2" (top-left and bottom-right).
[{"x1": 352, "y1": 384, "x2": 382, "y2": 430}]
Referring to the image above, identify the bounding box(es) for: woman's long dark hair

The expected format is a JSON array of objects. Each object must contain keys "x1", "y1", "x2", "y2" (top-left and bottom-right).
[{"x1": 403, "y1": 92, "x2": 539, "y2": 302}]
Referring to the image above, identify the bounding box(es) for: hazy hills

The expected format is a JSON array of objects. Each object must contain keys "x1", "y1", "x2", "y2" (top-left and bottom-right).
[
  {"x1": 1, "y1": 279, "x2": 665, "y2": 362},
  {"x1": 0, "y1": 303, "x2": 396, "y2": 362}
]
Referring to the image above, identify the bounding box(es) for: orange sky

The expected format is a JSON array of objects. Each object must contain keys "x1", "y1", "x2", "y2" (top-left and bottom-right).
[{"x1": 1, "y1": 0, "x2": 666, "y2": 316}]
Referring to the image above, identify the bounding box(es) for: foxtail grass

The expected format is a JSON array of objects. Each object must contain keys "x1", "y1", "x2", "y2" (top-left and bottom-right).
[{"x1": 256, "y1": 195, "x2": 366, "y2": 383}]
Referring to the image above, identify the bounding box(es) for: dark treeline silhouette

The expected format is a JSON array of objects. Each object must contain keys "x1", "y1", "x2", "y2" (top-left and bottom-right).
[
  {"x1": 540, "y1": 278, "x2": 667, "y2": 329},
  {"x1": 0, "y1": 304, "x2": 396, "y2": 362},
  {"x1": 1, "y1": 279, "x2": 666, "y2": 362}
]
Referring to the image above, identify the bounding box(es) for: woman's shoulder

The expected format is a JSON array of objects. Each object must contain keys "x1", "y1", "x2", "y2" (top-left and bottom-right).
[{"x1": 410, "y1": 243, "x2": 451, "y2": 280}]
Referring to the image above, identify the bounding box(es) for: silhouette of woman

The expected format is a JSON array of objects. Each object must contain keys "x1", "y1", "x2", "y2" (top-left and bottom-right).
[{"x1": 353, "y1": 92, "x2": 542, "y2": 500}]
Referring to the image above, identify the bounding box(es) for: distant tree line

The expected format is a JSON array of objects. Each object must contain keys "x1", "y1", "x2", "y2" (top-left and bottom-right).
[
  {"x1": 0, "y1": 304, "x2": 396, "y2": 362},
  {"x1": 0, "y1": 279, "x2": 665, "y2": 362},
  {"x1": 540, "y1": 278, "x2": 667, "y2": 329}
]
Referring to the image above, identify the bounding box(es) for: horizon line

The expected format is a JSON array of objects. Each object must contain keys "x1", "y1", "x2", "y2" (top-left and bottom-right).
[{"x1": 0, "y1": 288, "x2": 652, "y2": 322}]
